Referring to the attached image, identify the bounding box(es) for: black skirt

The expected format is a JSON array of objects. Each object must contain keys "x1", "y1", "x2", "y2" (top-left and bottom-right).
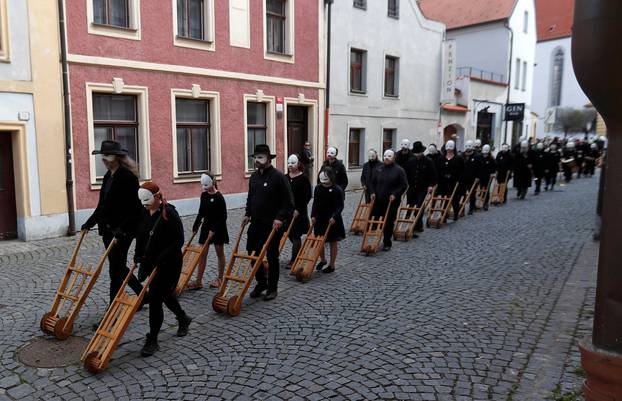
[
  {"x1": 314, "y1": 215, "x2": 345, "y2": 243},
  {"x1": 288, "y1": 214, "x2": 310, "y2": 239},
  {"x1": 199, "y1": 226, "x2": 229, "y2": 246}
]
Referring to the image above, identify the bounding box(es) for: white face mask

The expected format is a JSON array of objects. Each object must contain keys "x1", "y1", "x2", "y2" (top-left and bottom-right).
[
  {"x1": 400, "y1": 140, "x2": 410, "y2": 150},
  {"x1": 427, "y1": 146, "x2": 437, "y2": 155},
  {"x1": 287, "y1": 155, "x2": 299, "y2": 169},
  {"x1": 482, "y1": 145, "x2": 491, "y2": 154},
  {"x1": 102, "y1": 155, "x2": 116, "y2": 162},
  {"x1": 138, "y1": 188, "x2": 155, "y2": 206},
  {"x1": 254, "y1": 154, "x2": 269, "y2": 166},
  {"x1": 326, "y1": 147, "x2": 337, "y2": 158},
  {"x1": 446, "y1": 141, "x2": 455, "y2": 151},
  {"x1": 200, "y1": 173, "x2": 213, "y2": 191},
  {"x1": 319, "y1": 171, "x2": 331, "y2": 185},
  {"x1": 383, "y1": 150, "x2": 395, "y2": 162}
]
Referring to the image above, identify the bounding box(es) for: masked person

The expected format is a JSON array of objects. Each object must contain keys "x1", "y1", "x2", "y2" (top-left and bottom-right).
[
  {"x1": 285, "y1": 154, "x2": 312, "y2": 269},
  {"x1": 495, "y1": 144, "x2": 514, "y2": 204},
  {"x1": 427, "y1": 144, "x2": 442, "y2": 171},
  {"x1": 369, "y1": 150, "x2": 408, "y2": 251},
  {"x1": 408, "y1": 141, "x2": 437, "y2": 234},
  {"x1": 361, "y1": 149, "x2": 381, "y2": 203},
  {"x1": 396, "y1": 138, "x2": 414, "y2": 169},
  {"x1": 576, "y1": 140, "x2": 588, "y2": 178},
  {"x1": 244, "y1": 145, "x2": 294, "y2": 301},
  {"x1": 544, "y1": 143, "x2": 561, "y2": 191},
  {"x1": 438, "y1": 140, "x2": 465, "y2": 221},
  {"x1": 562, "y1": 141, "x2": 577, "y2": 182},
  {"x1": 584, "y1": 143, "x2": 600, "y2": 177},
  {"x1": 514, "y1": 141, "x2": 533, "y2": 200},
  {"x1": 532, "y1": 143, "x2": 546, "y2": 195},
  {"x1": 82, "y1": 140, "x2": 144, "y2": 313},
  {"x1": 322, "y1": 146, "x2": 348, "y2": 196},
  {"x1": 312, "y1": 168, "x2": 346, "y2": 273},
  {"x1": 190, "y1": 173, "x2": 229, "y2": 289},
  {"x1": 478, "y1": 145, "x2": 497, "y2": 210},
  {"x1": 474, "y1": 139, "x2": 482, "y2": 154},
  {"x1": 134, "y1": 182, "x2": 192, "y2": 357},
  {"x1": 460, "y1": 140, "x2": 481, "y2": 215}
]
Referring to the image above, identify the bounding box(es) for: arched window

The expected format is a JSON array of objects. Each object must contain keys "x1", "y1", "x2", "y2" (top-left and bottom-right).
[{"x1": 549, "y1": 47, "x2": 564, "y2": 107}]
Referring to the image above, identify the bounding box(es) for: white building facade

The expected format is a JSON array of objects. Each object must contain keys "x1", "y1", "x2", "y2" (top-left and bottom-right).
[{"x1": 328, "y1": 0, "x2": 445, "y2": 189}]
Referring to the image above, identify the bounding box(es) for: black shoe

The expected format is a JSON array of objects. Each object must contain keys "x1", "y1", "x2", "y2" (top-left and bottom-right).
[
  {"x1": 176, "y1": 314, "x2": 192, "y2": 337},
  {"x1": 315, "y1": 261, "x2": 327, "y2": 271},
  {"x1": 483, "y1": 205, "x2": 489, "y2": 211},
  {"x1": 141, "y1": 334, "x2": 159, "y2": 357},
  {"x1": 412, "y1": 234, "x2": 419, "y2": 239},
  {"x1": 249, "y1": 284, "x2": 267, "y2": 299},
  {"x1": 468, "y1": 210, "x2": 474, "y2": 215},
  {"x1": 382, "y1": 245, "x2": 391, "y2": 252},
  {"x1": 263, "y1": 290, "x2": 278, "y2": 301},
  {"x1": 322, "y1": 265, "x2": 335, "y2": 273}
]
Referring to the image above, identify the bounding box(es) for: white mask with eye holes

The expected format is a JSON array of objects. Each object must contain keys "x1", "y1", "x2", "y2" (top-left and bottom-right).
[
  {"x1": 427, "y1": 145, "x2": 437, "y2": 155},
  {"x1": 326, "y1": 147, "x2": 337, "y2": 158},
  {"x1": 138, "y1": 188, "x2": 155, "y2": 206},
  {"x1": 102, "y1": 155, "x2": 116, "y2": 162},
  {"x1": 400, "y1": 139, "x2": 411, "y2": 151},
  {"x1": 254, "y1": 154, "x2": 268, "y2": 164},
  {"x1": 200, "y1": 173, "x2": 213, "y2": 191},
  {"x1": 383, "y1": 150, "x2": 395, "y2": 163},
  {"x1": 482, "y1": 145, "x2": 491, "y2": 155},
  {"x1": 287, "y1": 154, "x2": 299, "y2": 169},
  {"x1": 319, "y1": 171, "x2": 331, "y2": 186}
]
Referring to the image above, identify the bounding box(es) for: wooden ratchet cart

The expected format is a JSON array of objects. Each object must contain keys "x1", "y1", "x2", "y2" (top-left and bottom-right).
[
  {"x1": 291, "y1": 222, "x2": 332, "y2": 283},
  {"x1": 475, "y1": 174, "x2": 496, "y2": 211},
  {"x1": 360, "y1": 199, "x2": 393, "y2": 255},
  {"x1": 426, "y1": 183, "x2": 458, "y2": 229},
  {"x1": 349, "y1": 190, "x2": 374, "y2": 235},
  {"x1": 212, "y1": 222, "x2": 277, "y2": 317},
  {"x1": 459, "y1": 179, "x2": 480, "y2": 217},
  {"x1": 41, "y1": 231, "x2": 115, "y2": 340},
  {"x1": 174, "y1": 231, "x2": 212, "y2": 296},
  {"x1": 393, "y1": 189, "x2": 435, "y2": 241},
  {"x1": 82, "y1": 264, "x2": 157, "y2": 374},
  {"x1": 490, "y1": 174, "x2": 510, "y2": 205}
]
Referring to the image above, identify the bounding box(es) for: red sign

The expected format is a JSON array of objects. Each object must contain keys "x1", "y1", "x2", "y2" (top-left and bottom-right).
[{"x1": 276, "y1": 97, "x2": 284, "y2": 105}]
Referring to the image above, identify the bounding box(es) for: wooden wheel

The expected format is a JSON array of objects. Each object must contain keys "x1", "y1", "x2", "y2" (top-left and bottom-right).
[
  {"x1": 40, "y1": 312, "x2": 57, "y2": 335},
  {"x1": 226, "y1": 296, "x2": 241, "y2": 317},
  {"x1": 212, "y1": 294, "x2": 227, "y2": 313},
  {"x1": 84, "y1": 352, "x2": 103, "y2": 374},
  {"x1": 295, "y1": 268, "x2": 305, "y2": 283},
  {"x1": 53, "y1": 316, "x2": 72, "y2": 340}
]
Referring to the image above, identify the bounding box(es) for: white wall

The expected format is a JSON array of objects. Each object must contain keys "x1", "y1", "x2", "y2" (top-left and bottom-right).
[
  {"x1": 532, "y1": 36, "x2": 590, "y2": 137},
  {"x1": 329, "y1": 0, "x2": 445, "y2": 188},
  {"x1": 0, "y1": 0, "x2": 32, "y2": 80}
]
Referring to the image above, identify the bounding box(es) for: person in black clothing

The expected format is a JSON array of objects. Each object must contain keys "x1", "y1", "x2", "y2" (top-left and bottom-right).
[
  {"x1": 396, "y1": 138, "x2": 414, "y2": 170},
  {"x1": 300, "y1": 141, "x2": 314, "y2": 178},
  {"x1": 584, "y1": 143, "x2": 600, "y2": 177},
  {"x1": 514, "y1": 141, "x2": 533, "y2": 199},
  {"x1": 360, "y1": 149, "x2": 381, "y2": 203},
  {"x1": 478, "y1": 145, "x2": 497, "y2": 210},
  {"x1": 81, "y1": 141, "x2": 144, "y2": 307},
  {"x1": 575, "y1": 140, "x2": 588, "y2": 178},
  {"x1": 408, "y1": 141, "x2": 437, "y2": 234},
  {"x1": 495, "y1": 144, "x2": 513, "y2": 204},
  {"x1": 134, "y1": 182, "x2": 192, "y2": 357},
  {"x1": 312, "y1": 168, "x2": 346, "y2": 273},
  {"x1": 285, "y1": 154, "x2": 312, "y2": 268},
  {"x1": 438, "y1": 140, "x2": 464, "y2": 220},
  {"x1": 190, "y1": 172, "x2": 229, "y2": 289},
  {"x1": 369, "y1": 150, "x2": 408, "y2": 251},
  {"x1": 532, "y1": 142, "x2": 546, "y2": 195},
  {"x1": 544, "y1": 143, "x2": 561, "y2": 191},
  {"x1": 244, "y1": 144, "x2": 294, "y2": 301},
  {"x1": 322, "y1": 146, "x2": 348, "y2": 196},
  {"x1": 460, "y1": 140, "x2": 481, "y2": 215},
  {"x1": 426, "y1": 144, "x2": 442, "y2": 171},
  {"x1": 561, "y1": 141, "x2": 577, "y2": 182}
]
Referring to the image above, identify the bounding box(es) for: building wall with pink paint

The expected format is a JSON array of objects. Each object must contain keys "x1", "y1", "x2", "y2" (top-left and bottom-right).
[{"x1": 65, "y1": 0, "x2": 325, "y2": 221}]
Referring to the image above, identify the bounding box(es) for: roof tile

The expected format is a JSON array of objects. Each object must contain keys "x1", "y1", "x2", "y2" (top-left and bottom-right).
[{"x1": 418, "y1": 0, "x2": 516, "y2": 30}]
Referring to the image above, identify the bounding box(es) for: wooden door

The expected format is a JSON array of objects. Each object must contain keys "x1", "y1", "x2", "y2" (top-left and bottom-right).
[
  {"x1": 287, "y1": 106, "x2": 308, "y2": 158},
  {"x1": 0, "y1": 134, "x2": 17, "y2": 240}
]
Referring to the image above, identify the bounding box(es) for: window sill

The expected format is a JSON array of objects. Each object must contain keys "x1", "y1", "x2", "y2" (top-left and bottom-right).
[
  {"x1": 383, "y1": 94, "x2": 400, "y2": 100},
  {"x1": 349, "y1": 91, "x2": 368, "y2": 97},
  {"x1": 174, "y1": 35, "x2": 215, "y2": 52},
  {"x1": 265, "y1": 51, "x2": 295, "y2": 64},
  {"x1": 348, "y1": 166, "x2": 363, "y2": 171},
  {"x1": 173, "y1": 173, "x2": 222, "y2": 184},
  {"x1": 89, "y1": 22, "x2": 140, "y2": 41},
  {"x1": 354, "y1": 5, "x2": 367, "y2": 10},
  {"x1": 388, "y1": 14, "x2": 400, "y2": 19}
]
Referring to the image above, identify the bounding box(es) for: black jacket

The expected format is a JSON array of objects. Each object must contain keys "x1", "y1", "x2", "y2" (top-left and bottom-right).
[
  {"x1": 395, "y1": 150, "x2": 414, "y2": 172},
  {"x1": 192, "y1": 191, "x2": 228, "y2": 244},
  {"x1": 532, "y1": 150, "x2": 547, "y2": 178},
  {"x1": 369, "y1": 163, "x2": 408, "y2": 202},
  {"x1": 245, "y1": 165, "x2": 294, "y2": 226},
  {"x1": 287, "y1": 173, "x2": 312, "y2": 215},
  {"x1": 544, "y1": 150, "x2": 561, "y2": 174},
  {"x1": 311, "y1": 185, "x2": 344, "y2": 220},
  {"x1": 496, "y1": 151, "x2": 514, "y2": 182},
  {"x1": 513, "y1": 152, "x2": 534, "y2": 188},
  {"x1": 84, "y1": 166, "x2": 142, "y2": 238},
  {"x1": 322, "y1": 159, "x2": 348, "y2": 192},
  {"x1": 410, "y1": 155, "x2": 438, "y2": 192},
  {"x1": 478, "y1": 155, "x2": 497, "y2": 183},
  {"x1": 360, "y1": 159, "x2": 381, "y2": 189},
  {"x1": 460, "y1": 151, "x2": 480, "y2": 185}
]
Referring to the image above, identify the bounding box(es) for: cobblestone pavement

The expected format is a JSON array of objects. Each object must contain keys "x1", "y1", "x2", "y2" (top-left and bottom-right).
[{"x1": 0, "y1": 176, "x2": 600, "y2": 401}]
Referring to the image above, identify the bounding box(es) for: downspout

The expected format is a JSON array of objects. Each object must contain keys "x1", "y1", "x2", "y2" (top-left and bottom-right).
[
  {"x1": 323, "y1": 0, "x2": 333, "y2": 153},
  {"x1": 58, "y1": 0, "x2": 76, "y2": 235},
  {"x1": 504, "y1": 22, "x2": 514, "y2": 145}
]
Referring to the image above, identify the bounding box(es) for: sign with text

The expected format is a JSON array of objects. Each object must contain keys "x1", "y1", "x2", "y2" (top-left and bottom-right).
[
  {"x1": 504, "y1": 103, "x2": 525, "y2": 121},
  {"x1": 441, "y1": 40, "x2": 457, "y2": 104}
]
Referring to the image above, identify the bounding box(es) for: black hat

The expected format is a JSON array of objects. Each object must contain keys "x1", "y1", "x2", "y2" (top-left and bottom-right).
[
  {"x1": 92, "y1": 140, "x2": 129, "y2": 156},
  {"x1": 252, "y1": 144, "x2": 277, "y2": 159},
  {"x1": 412, "y1": 141, "x2": 425, "y2": 153}
]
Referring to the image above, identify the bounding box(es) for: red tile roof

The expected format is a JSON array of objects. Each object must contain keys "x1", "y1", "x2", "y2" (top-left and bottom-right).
[
  {"x1": 442, "y1": 104, "x2": 469, "y2": 112},
  {"x1": 536, "y1": 0, "x2": 574, "y2": 42},
  {"x1": 418, "y1": 0, "x2": 517, "y2": 30}
]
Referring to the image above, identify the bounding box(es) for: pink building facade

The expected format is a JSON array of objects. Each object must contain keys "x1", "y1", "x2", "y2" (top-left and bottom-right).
[{"x1": 65, "y1": 0, "x2": 325, "y2": 220}]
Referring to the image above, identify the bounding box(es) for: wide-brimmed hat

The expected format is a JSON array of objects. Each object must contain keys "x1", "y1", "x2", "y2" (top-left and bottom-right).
[
  {"x1": 252, "y1": 144, "x2": 277, "y2": 159},
  {"x1": 412, "y1": 141, "x2": 425, "y2": 153},
  {"x1": 92, "y1": 140, "x2": 129, "y2": 156}
]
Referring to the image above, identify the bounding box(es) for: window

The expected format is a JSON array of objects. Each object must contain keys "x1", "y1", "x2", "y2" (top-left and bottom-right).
[
  {"x1": 523, "y1": 11, "x2": 529, "y2": 33},
  {"x1": 383, "y1": 129, "x2": 395, "y2": 153},
  {"x1": 514, "y1": 58, "x2": 521, "y2": 89},
  {"x1": 247, "y1": 102, "x2": 268, "y2": 170},
  {"x1": 177, "y1": 0, "x2": 204, "y2": 40},
  {"x1": 266, "y1": 0, "x2": 286, "y2": 54},
  {"x1": 93, "y1": 0, "x2": 130, "y2": 28},
  {"x1": 353, "y1": 0, "x2": 366, "y2": 9},
  {"x1": 0, "y1": 0, "x2": 9, "y2": 62},
  {"x1": 88, "y1": 0, "x2": 140, "y2": 40},
  {"x1": 230, "y1": 0, "x2": 250, "y2": 48},
  {"x1": 350, "y1": 49, "x2": 367, "y2": 94},
  {"x1": 522, "y1": 60, "x2": 527, "y2": 91},
  {"x1": 384, "y1": 56, "x2": 399, "y2": 97},
  {"x1": 388, "y1": 0, "x2": 399, "y2": 18},
  {"x1": 550, "y1": 48, "x2": 564, "y2": 107},
  {"x1": 348, "y1": 128, "x2": 363, "y2": 168},
  {"x1": 175, "y1": 98, "x2": 210, "y2": 175},
  {"x1": 93, "y1": 94, "x2": 139, "y2": 178}
]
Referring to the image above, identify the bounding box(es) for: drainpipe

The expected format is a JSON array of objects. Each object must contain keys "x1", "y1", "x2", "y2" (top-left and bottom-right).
[
  {"x1": 58, "y1": 0, "x2": 76, "y2": 236},
  {"x1": 503, "y1": 23, "x2": 514, "y2": 145},
  {"x1": 323, "y1": 0, "x2": 333, "y2": 154}
]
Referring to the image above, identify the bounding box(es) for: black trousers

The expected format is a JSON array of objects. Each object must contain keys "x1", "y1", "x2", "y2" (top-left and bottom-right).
[
  {"x1": 373, "y1": 199, "x2": 399, "y2": 247},
  {"x1": 562, "y1": 164, "x2": 573, "y2": 182},
  {"x1": 248, "y1": 222, "x2": 283, "y2": 291},
  {"x1": 149, "y1": 274, "x2": 184, "y2": 339},
  {"x1": 411, "y1": 190, "x2": 428, "y2": 231},
  {"x1": 102, "y1": 233, "x2": 143, "y2": 305},
  {"x1": 438, "y1": 181, "x2": 460, "y2": 220},
  {"x1": 534, "y1": 177, "x2": 543, "y2": 193},
  {"x1": 585, "y1": 161, "x2": 596, "y2": 176},
  {"x1": 545, "y1": 174, "x2": 557, "y2": 190}
]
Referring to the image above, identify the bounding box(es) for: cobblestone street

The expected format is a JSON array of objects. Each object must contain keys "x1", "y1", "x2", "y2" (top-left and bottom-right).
[{"x1": 0, "y1": 176, "x2": 599, "y2": 401}]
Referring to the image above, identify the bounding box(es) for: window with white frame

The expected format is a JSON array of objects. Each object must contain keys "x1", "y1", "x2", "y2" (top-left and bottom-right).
[
  {"x1": 88, "y1": 0, "x2": 141, "y2": 40},
  {"x1": 353, "y1": 0, "x2": 366, "y2": 9},
  {"x1": 93, "y1": 0, "x2": 131, "y2": 28},
  {"x1": 383, "y1": 129, "x2": 396, "y2": 153},
  {"x1": 388, "y1": 0, "x2": 399, "y2": 18},
  {"x1": 175, "y1": 98, "x2": 210, "y2": 175},
  {"x1": 521, "y1": 60, "x2": 527, "y2": 91},
  {"x1": 174, "y1": 0, "x2": 215, "y2": 48},
  {"x1": 350, "y1": 48, "x2": 367, "y2": 94},
  {"x1": 514, "y1": 58, "x2": 521, "y2": 89},
  {"x1": 549, "y1": 48, "x2": 564, "y2": 107},
  {"x1": 384, "y1": 56, "x2": 399, "y2": 97},
  {"x1": 348, "y1": 128, "x2": 364, "y2": 168},
  {"x1": 247, "y1": 102, "x2": 268, "y2": 171},
  {"x1": 229, "y1": 0, "x2": 250, "y2": 48},
  {"x1": 0, "y1": 0, "x2": 9, "y2": 62},
  {"x1": 266, "y1": 0, "x2": 286, "y2": 54}
]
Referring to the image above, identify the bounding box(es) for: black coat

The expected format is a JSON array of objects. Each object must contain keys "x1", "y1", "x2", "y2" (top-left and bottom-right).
[
  {"x1": 532, "y1": 150, "x2": 547, "y2": 178},
  {"x1": 360, "y1": 159, "x2": 381, "y2": 189},
  {"x1": 496, "y1": 151, "x2": 514, "y2": 183},
  {"x1": 478, "y1": 155, "x2": 497, "y2": 184},
  {"x1": 437, "y1": 154, "x2": 464, "y2": 195},
  {"x1": 84, "y1": 166, "x2": 142, "y2": 238},
  {"x1": 322, "y1": 159, "x2": 349, "y2": 193},
  {"x1": 460, "y1": 151, "x2": 480, "y2": 186},
  {"x1": 544, "y1": 150, "x2": 561, "y2": 175},
  {"x1": 513, "y1": 152, "x2": 533, "y2": 188},
  {"x1": 192, "y1": 191, "x2": 229, "y2": 245},
  {"x1": 369, "y1": 163, "x2": 408, "y2": 202},
  {"x1": 409, "y1": 155, "x2": 438, "y2": 193},
  {"x1": 245, "y1": 165, "x2": 294, "y2": 226},
  {"x1": 311, "y1": 184, "x2": 346, "y2": 242},
  {"x1": 395, "y1": 150, "x2": 414, "y2": 171},
  {"x1": 287, "y1": 173, "x2": 312, "y2": 238}
]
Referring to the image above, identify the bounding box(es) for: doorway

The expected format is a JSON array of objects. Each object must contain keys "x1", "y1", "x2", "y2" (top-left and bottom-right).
[
  {"x1": 511, "y1": 121, "x2": 523, "y2": 146},
  {"x1": 477, "y1": 111, "x2": 494, "y2": 146},
  {"x1": 0, "y1": 133, "x2": 18, "y2": 239},
  {"x1": 287, "y1": 105, "x2": 308, "y2": 159}
]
